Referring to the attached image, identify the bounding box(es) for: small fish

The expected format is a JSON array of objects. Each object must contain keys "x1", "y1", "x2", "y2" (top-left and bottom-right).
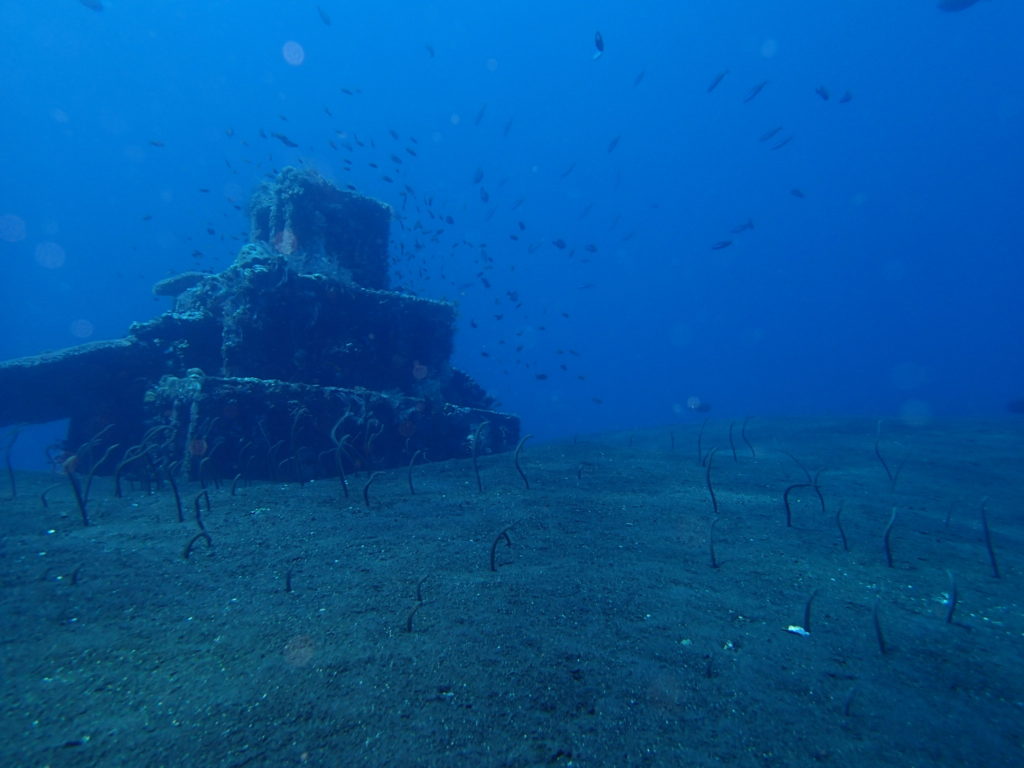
[
  {"x1": 323, "y1": 106, "x2": 333, "y2": 117},
  {"x1": 607, "y1": 135, "x2": 621, "y2": 153},
  {"x1": 316, "y1": 5, "x2": 331, "y2": 25},
  {"x1": 744, "y1": 80, "x2": 768, "y2": 103},
  {"x1": 711, "y1": 240, "x2": 733, "y2": 250},
  {"x1": 633, "y1": 70, "x2": 646, "y2": 86},
  {"x1": 271, "y1": 133, "x2": 298, "y2": 148},
  {"x1": 149, "y1": 140, "x2": 165, "y2": 147},
  {"x1": 706, "y1": 70, "x2": 728, "y2": 93},
  {"x1": 474, "y1": 104, "x2": 487, "y2": 126},
  {"x1": 479, "y1": 187, "x2": 490, "y2": 203},
  {"x1": 79, "y1": 0, "x2": 103, "y2": 11},
  {"x1": 770, "y1": 135, "x2": 794, "y2": 151},
  {"x1": 759, "y1": 125, "x2": 783, "y2": 142},
  {"x1": 388, "y1": 129, "x2": 400, "y2": 140},
  {"x1": 425, "y1": 44, "x2": 435, "y2": 58},
  {"x1": 560, "y1": 162, "x2": 576, "y2": 179},
  {"x1": 790, "y1": 188, "x2": 805, "y2": 198},
  {"x1": 815, "y1": 85, "x2": 830, "y2": 101},
  {"x1": 473, "y1": 168, "x2": 484, "y2": 184},
  {"x1": 503, "y1": 118, "x2": 514, "y2": 137},
  {"x1": 731, "y1": 218, "x2": 754, "y2": 234},
  {"x1": 839, "y1": 90, "x2": 853, "y2": 104},
  {"x1": 552, "y1": 239, "x2": 567, "y2": 249},
  {"x1": 593, "y1": 31, "x2": 605, "y2": 60}
]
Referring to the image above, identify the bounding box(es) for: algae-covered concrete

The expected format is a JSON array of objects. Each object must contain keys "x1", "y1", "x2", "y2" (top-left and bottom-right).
[{"x1": 0, "y1": 167, "x2": 518, "y2": 478}]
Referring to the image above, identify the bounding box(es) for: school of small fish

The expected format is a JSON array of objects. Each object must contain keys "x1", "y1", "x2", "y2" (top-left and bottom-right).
[{"x1": 83, "y1": 1, "x2": 986, "y2": 401}]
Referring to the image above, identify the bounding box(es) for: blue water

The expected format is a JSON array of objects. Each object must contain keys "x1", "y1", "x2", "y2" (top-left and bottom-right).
[{"x1": 2, "y1": 0, "x2": 1021, "y2": 464}]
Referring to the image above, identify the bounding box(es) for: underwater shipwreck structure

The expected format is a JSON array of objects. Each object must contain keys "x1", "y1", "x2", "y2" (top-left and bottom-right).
[{"x1": 0, "y1": 167, "x2": 518, "y2": 485}]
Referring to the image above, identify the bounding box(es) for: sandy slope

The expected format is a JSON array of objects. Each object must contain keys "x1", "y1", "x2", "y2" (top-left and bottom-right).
[{"x1": 1, "y1": 418, "x2": 1021, "y2": 767}]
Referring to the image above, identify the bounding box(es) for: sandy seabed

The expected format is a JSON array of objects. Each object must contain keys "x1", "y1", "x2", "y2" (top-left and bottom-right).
[{"x1": 1, "y1": 417, "x2": 1021, "y2": 767}]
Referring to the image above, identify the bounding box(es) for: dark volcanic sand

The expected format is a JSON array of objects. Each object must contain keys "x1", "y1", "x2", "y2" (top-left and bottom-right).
[{"x1": 1, "y1": 418, "x2": 1021, "y2": 767}]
